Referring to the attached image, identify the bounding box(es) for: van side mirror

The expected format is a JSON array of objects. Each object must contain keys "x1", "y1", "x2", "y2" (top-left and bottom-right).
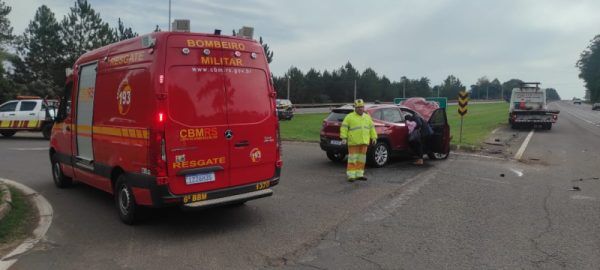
[{"x1": 56, "y1": 83, "x2": 72, "y2": 122}]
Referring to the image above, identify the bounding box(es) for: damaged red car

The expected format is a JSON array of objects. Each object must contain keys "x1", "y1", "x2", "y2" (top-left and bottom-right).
[{"x1": 319, "y1": 98, "x2": 451, "y2": 167}]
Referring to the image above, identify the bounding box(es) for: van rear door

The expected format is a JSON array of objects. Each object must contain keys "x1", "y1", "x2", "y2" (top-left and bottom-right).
[
  {"x1": 164, "y1": 36, "x2": 230, "y2": 195},
  {"x1": 225, "y1": 66, "x2": 277, "y2": 186}
]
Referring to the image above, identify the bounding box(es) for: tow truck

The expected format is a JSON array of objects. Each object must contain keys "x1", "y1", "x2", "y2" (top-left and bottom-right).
[{"x1": 508, "y1": 82, "x2": 559, "y2": 130}]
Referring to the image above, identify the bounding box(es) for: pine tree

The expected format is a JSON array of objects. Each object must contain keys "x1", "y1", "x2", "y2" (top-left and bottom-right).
[
  {"x1": 259, "y1": 36, "x2": 274, "y2": 64},
  {"x1": 0, "y1": 0, "x2": 15, "y2": 103},
  {"x1": 60, "y1": 0, "x2": 117, "y2": 67},
  {"x1": 116, "y1": 18, "x2": 138, "y2": 41},
  {"x1": 17, "y1": 5, "x2": 65, "y2": 97}
]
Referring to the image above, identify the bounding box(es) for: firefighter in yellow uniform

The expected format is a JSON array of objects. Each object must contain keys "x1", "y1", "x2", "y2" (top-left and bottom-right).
[{"x1": 340, "y1": 99, "x2": 377, "y2": 182}]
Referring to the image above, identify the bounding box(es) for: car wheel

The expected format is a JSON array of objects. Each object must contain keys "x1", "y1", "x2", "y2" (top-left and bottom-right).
[
  {"x1": 51, "y1": 156, "x2": 73, "y2": 188},
  {"x1": 368, "y1": 142, "x2": 390, "y2": 168},
  {"x1": 0, "y1": 131, "x2": 16, "y2": 137},
  {"x1": 428, "y1": 150, "x2": 450, "y2": 160},
  {"x1": 42, "y1": 124, "x2": 52, "y2": 139},
  {"x1": 115, "y1": 175, "x2": 140, "y2": 225},
  {"x1": 326, "y1": 151, "x2": 346, "y2": 163}
]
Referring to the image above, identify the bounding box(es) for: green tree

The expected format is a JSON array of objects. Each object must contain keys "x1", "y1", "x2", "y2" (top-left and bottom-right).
[
  {"x1": 60, "y1": 0, "x2": 117, "y2": 67},
  {"x1": 0, "y1": 0, "x2": 11, "y2": 45},
  {"x1": 115, "y1": 18, "x2": 138, "y2": 41},
  {"x1": 259, "y1": 36, "x2": 273, "y2": 64},
  {"x1": 0, "y1": 0, "x2": 15, "y2": 103},
  {"x1": 501, "y1": 79, "x2": 524, "y2": 101},
  {"x1": 358, "y1": 68, "x2": 380, "y2": 101},
  {"x1": 16, "y1": 5, "x2": 65, "y2": 97},
  {"x1": 437, "y1": 75, "x2": 464, "y2": 99},
  {"x1": 546, "y1": 88, "x2": 561, "y2": 101},
  {"x1": 576, "y1": 35, "x2": 600, "y2": 103}
]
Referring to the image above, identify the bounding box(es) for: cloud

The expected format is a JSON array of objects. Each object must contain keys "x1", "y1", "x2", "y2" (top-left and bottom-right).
[{"x1": 7, "y1": 0, "x2": 600, "y2": 98}]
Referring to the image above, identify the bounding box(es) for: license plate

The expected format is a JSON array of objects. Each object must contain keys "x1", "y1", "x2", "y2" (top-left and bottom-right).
[
  {"x1": 185, "y1": 172, "x2": 215, "y2": 185},
  {"x1": 330, "y1": 140, "x2": 342, "y2": 145}
]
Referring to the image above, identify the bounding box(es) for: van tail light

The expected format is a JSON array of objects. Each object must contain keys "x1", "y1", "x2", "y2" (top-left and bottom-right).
[
  {"x1": 552, "y1": 114, "x2": 558, "y2": 120},
  {"x1": 150, "y1": 105, "x2": 168, "y2": 184}
]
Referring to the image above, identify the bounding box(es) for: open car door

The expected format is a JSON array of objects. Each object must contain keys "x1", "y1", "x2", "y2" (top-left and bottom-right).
[{"x1": 427, "y1": 108, "x2": 450, "y2": 159}]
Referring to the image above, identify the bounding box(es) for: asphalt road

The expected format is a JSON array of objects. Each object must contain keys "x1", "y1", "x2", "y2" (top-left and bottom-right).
[{"x1": 2, "y1": 100, "x2": 600, "y2": 269}]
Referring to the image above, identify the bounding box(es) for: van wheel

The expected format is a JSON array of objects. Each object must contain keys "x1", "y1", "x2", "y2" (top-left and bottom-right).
[
  {"x1": 326, "y1": 151, "x2": 346, "y2": 163},
  {"x1": 368, "y1": 142, "x2": 390, "y2": 168},
  {"x1": 51, "y1": 156, "x2": 73, "y2": 188},
  {"x1": 42, "y1": 124, "x2": 52, "y2": 139},
  {"x1": 1, "y1": 131, "x2": 16, "y2": 137},
  {"x1": 115, "y1": 175, "x2": 139, "y2": 225}
]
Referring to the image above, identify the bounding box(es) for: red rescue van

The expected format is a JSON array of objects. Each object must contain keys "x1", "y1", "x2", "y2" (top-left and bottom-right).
[{"x1": 50, "y1": 32, "x2": 282, "y2": 224}]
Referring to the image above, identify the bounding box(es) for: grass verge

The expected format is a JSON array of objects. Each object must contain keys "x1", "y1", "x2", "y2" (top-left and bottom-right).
[
  {"x1": 280, "y1": 102, "x2": 509, "y2": 147},
  {"x1": 0, "y1": 187, "x2": 36, "y2": 244},
  {"x1": 447, "y1": 102, "x2": 509, "y2": 146}
]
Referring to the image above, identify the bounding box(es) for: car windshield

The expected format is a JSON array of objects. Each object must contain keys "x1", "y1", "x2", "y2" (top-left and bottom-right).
[{"x1": 326, "y1": 110, "x2": 351, "y2": 122}]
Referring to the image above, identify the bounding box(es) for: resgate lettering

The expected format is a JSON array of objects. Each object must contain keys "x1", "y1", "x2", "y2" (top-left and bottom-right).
[{"x1": 172, "y1": 157, "x2": 226, "y2": 169}]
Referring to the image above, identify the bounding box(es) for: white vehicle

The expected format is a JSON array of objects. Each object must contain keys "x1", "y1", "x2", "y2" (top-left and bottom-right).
[
  {"x1": 508, "y1": 82, "x2": 559, "y2": 130},
  {"x1": 0, "y1": 96, "x2": 57, "y2": 139}
]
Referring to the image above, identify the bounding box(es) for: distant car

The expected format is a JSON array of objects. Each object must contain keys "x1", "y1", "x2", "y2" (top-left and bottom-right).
[
  {"x1": 574, "y1": 99, "x2": 582, "y2": 105},
  {"x1": 276, "y1": 99, "x2": 294, "y2": 120},
  {"x1": 319, "y1": 99, "x2": 450, "y2": 167},
  {"x1": 593, "y1": 103, "x2": 600, "y2": 110}
]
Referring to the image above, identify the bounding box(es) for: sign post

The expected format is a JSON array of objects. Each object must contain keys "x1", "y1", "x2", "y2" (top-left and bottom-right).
[{"x1": 458, "y1": 90, "x2": 469, "y2": 144}]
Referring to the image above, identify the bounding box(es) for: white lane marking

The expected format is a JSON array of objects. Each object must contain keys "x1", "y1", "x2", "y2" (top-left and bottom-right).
[
  {"x1": 565, "y1": 110, "x2": 596, "y2": 125},
  {"x1": 510, "y1": 168, "x2": 524, "y2": 177},
  {"x1": 0, "y1": 178, "x2": 53, "y2": 270},
  {"x1": 477, "y1": 177, "x2": 510, "y2": 185},
  {"x1": 451, "y1": 152, "x2": 505, "y2": 160},
  {"x1": 571, "y1": 195, "x2": 596, "y2": 201},
  {"x1": 8, "y1": 147, "x2": 49, "y2": 151},
  {"x1": 514, "y1": 130, "x2": 534, "y2": 160}
]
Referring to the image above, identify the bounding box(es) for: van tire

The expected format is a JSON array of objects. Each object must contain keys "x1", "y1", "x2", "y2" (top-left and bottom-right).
[
  {"x1": 42, "y1": 124, "x2": 52, "y2": 139},
  {"x1": 1, "y1": 131, "x2": 16, "y2": 137},
  {"x1": 115, "y1": 175, "x2": 140, "y2": 225},
  {"x1": 51, "y1": 156, "x2": 73, "y2": 188}
]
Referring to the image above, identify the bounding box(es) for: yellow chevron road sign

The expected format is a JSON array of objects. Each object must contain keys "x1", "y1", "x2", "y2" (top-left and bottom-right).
[{"x1": 458, "y1": 91, "x2": 469, "y2": 116}]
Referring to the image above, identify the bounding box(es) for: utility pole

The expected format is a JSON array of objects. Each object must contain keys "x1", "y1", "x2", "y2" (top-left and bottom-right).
[
  {"x1": 437, "y1": 86, "x2": 440, "y2": 97},
  {"x1": 403, "y1": 80, "x2": 406, "y2": 98},
  {"x1": 486, "y1": 85, "x2": 489, "y2": 100},
  {"x1": 168, "y1": 0, "x2": 171, "y2": 31},
  {"x1": 501, "y1": 84, "x2": 504, "y2": 101},
  {"x1": 287, "y1": 77, "x2": 290, "y2": 100},
  {"x1": 353, "y1": 79, "x2": 357, "y2": 101}
]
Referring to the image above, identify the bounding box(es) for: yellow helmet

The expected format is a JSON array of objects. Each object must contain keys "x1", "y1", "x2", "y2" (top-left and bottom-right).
[{"x1": 354, "y1": 99, "x2": 365, "y2": 107}]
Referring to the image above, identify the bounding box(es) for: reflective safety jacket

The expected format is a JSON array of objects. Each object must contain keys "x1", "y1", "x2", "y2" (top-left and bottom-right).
[{"x1": 340, "y1": 111, "x2": 377, "y2": 146}]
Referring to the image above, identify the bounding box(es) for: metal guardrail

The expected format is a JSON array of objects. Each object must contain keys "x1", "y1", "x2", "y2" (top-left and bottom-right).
[{"x1": 293, "y1": 99, "x2": 506, "y2": 108}]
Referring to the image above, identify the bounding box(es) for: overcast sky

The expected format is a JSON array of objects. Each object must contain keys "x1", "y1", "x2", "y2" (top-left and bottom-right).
[{"x1": 7, "y1": 0, "x2": 600, "y2": 99}]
